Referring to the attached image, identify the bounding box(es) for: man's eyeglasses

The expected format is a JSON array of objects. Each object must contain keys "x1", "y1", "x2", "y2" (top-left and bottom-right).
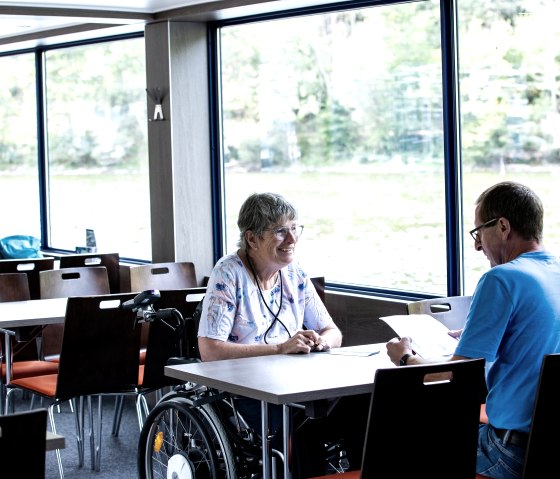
[
  {"x1": 266, "y1": 224, "x2": 304, "y2": 241},
  {"x1": 469, "y1": 218, "x2": 498, "y2": 242}
]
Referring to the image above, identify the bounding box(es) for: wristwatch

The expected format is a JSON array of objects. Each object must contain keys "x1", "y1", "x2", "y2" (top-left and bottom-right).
[{"x1": 399, "y1": 353, "x2": 413, "y2": 366}]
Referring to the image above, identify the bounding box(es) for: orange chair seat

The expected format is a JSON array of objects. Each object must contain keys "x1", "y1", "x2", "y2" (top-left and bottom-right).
[
  {"x1": 9, "y1": 373, "x2": 58, "y2": 397},
  {"x1": 2, "y1": 360, "x2": 58, "y2": 380}
]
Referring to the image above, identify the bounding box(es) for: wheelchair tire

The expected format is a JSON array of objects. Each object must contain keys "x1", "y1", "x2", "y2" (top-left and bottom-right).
[{"x1": 138, "y1": 396, "x2": 237, "y2": 479}]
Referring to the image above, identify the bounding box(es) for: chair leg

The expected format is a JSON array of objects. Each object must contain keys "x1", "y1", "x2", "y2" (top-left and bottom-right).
[
  {"x1": 87, "y1": 396, "x2": 96, "y2": 471},
  {"x1": 71, "y1": 397, "x2": 85, "y2": 467},
  {"x1": 0, "y1": 382, "x2": 5, "y2": 415},
  {"x1": 93, "y1": 395, "x2": 104, "y2": 472},
  {"x1": 48, "y1": 404, "x2": 65, "y2": 479},
  {"x1": 111, "y1": 395, "x2": 125, "y2": 436},
  {"x1": 136, "y1": 393, "x2": 150, "y2": 430}
]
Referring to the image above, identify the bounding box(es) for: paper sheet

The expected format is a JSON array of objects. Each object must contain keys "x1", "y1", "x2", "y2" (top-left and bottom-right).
[
  {"x1": 327, "y1": 345, "x2": 380, "y2": 357},
  {"x1": 379, "y1": 314, "x2": 459, "y2": 358}
]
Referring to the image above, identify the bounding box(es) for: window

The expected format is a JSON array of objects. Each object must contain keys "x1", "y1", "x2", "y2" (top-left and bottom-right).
[
  {"x1": 218, "y1": 0, "x2": 560, "y2": 297},
  {"x1": 0, "y1": 53, "x2": 40, "y2": 239},
  {"x1": 459, "y1": 0, "x2": 560, "y2": 294},
  {"x1": 44, "y1": 37, "x2": 151, "y2": 259},
  {"x1": 0, "y1": 35, "x2": 150, "y2": 261},
  {"x1": 219, "y1": 1, "x2": 447, "y2": 296}
]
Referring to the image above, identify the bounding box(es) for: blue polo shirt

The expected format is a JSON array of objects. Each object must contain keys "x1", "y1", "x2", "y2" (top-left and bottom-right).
[{"x1": 455, "y1": 251, "x2": 560, "y2": 433}]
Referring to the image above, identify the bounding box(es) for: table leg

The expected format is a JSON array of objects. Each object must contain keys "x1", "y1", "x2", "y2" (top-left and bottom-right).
[
  {"x1": 261, "y1": 401, "x2": 271, "y2": 479},
  {"x1": 283, "y1": 404, "x2": 292, "y2": 479}
]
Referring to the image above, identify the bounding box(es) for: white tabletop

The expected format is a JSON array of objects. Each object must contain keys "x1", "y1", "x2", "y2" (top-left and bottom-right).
[
  {"x1": 0, "y1": 297, "x2": 67, "y2": 328},
  {"x1": 165, "y1": 344, "x2": 394, "y2": 405}
]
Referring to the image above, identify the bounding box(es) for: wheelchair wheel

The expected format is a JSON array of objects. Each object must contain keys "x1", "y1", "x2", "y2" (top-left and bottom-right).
[{"x1": 138, "y1": 396, "x2": 237, "y2": 479}]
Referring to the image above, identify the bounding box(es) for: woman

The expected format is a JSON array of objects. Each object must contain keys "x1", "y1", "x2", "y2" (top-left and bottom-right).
[{"x1": 198, "y1": 192, "x2": 366, "y2": 478}]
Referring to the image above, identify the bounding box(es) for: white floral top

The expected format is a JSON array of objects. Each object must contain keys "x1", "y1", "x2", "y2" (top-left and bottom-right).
[{"x1": 198, "y1": 252, "x2": 333, "y2": 344}]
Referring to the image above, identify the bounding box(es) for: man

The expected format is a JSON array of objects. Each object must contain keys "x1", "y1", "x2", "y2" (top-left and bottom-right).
[{"x1": 387, "y1": 181, "x2": 560, "y2": 479}]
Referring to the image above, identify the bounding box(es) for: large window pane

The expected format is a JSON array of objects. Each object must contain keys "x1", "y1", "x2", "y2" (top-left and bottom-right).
[
  {"x1": 220, "y1": 1, "x2": 446, "y2": 295},
  {"x1": 45, "y1": 37, "x2": 150, "y2": 259},
  {"x1": 459, "y1": 0, "x2": 560, "y2": 294},
  {"x1": 0, "y1": 53, "x2": 40, "y2": 240}
]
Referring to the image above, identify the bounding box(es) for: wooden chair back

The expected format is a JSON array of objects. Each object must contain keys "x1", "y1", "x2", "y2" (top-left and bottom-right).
[
  {"x1": 59, "y1": 252, "x2": 120, "y2": 293},
  {"x1": 55, "y1": 293, "x2": 140, "y2": 400},
  {"x1": 0, "y1": 265, "x2": 49, "y2": 361},
  {"x1": 0, "y1": 408, "x2": 47, "y2": 477},
  {"x1": 148, "y1": 287, "x2": 206, "y2": 367},
  {"x1": 522, "y1": 353, "x2": 560, "y2": 478},
  {"x1": 360, "y1": 358, "x2": 485, "y2": 479},
  {"x1": 39, "y1": 266, "x2": 110, "y2": 359},
  {"x1": 0, "y1": 273, "x2": 31, "y2": 302},
  {"x1": 0, "y1": 257, "x2": 54, "y2": 300},
  {"x1": 129, "y1": 261, "x2": 197, "y2": 292},
  {"x1": 407, "y1": 295, "x2": 472, "y2": 331},
  {"x1": 39, "y1": 266, "x2": 110, "y2": 299},
  {"x1": 310, "y1": 276, "x2": 326, "y2": 305}
]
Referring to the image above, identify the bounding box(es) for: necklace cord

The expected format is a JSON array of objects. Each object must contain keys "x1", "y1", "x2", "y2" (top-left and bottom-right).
[{"x1": 245, "y1": 251, "x2": 291, "y2": 344}]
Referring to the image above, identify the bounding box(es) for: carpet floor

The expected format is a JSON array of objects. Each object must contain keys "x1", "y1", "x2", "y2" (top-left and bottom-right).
[{"x1": 11, "y1": 390, "x2": 147, "y2": 479}]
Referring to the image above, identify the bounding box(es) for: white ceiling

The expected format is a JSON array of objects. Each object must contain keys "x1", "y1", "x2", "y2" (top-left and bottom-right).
[{"x1": 0, "y1": 0, "x2": 212, "y2": 43}]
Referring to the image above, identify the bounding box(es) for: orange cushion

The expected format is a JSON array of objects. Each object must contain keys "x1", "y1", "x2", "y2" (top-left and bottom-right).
[
  {"x1": 10, "y1": 373, "x2": 58, "y2": 397},
  {"x1": 1, "y1": 360, "x2": 59, "y2": 380}
]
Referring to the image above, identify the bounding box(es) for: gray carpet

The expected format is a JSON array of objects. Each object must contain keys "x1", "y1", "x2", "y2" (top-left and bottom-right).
[{"x1": 12, "y1": 390, "x2": 144, "y2": 479}]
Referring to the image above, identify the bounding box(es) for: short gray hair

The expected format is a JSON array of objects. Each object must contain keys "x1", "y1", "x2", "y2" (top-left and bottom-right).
[{"x1": 237, "y1": 193, "x2": 297, "y2": 250}]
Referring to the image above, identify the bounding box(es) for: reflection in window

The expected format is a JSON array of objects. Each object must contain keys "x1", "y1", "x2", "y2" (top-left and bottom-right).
[
  {"x1": 220, "y1": 1, "x2": 447, "y2": 295},
  {"x1": 459, "y1": 0, "x2": 560, "y2": 294},
  {"x1": 0, "y1": 53, "x2": 40, "y2": 240},
  {"x1": 44, "y1": 37, "x2": 150, "y2": 259}
]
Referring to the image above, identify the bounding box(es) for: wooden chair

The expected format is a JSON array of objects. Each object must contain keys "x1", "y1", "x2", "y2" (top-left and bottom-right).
[
  {"x1": 407, "y1": 295, "x2": 472, "y2": 331},
  {"x1": 5, "y1": 293, "x2": 141, "y2": 477},
  {"x1": 59, "y1": 252, "x2": 120, "y2": 293},
  {"x1": 111, "y1": 287, "x2": 206, "y2": 435},
  {"x1": 521, "y1": 353, "x2": 560, "y2": 478},
  {"x1": 0, "y1": 257, "x2": 55, "y2": 300},
  {"x1": 0, "y1": 273, "x2": 58, "y2": 414},
  {"x1": 476, "y1": 353, "x2": 560, "y2": 479},
  {"x1": 311, "y1": 358, "x2": 486, "y2": 479},
  {"x1": 408, "y1": 295, "x2": 488, "y2": 424},
  {"x1": 310, "y1": 276, "x2": 326, "y2": 305},
  {"x1": 129, "y1": 261, "x2": 198, "y2": 292},
  {"x1": 0, "y1": 258, "x2": 55, "y2": 362},
  {"x1": 39, "y1": 266, "x2": 110, "y2": 361},
  {"x1": 0, "y1": 408, "x2": 48, "y2": 478},
  {"x1": 129, "y1": 261, "x2": 198, "y2": 362}
]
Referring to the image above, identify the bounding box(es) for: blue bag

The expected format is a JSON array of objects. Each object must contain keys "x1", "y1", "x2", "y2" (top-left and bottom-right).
[{"x1": 0, "y1": 235, "x2": 43, "y2": 259}]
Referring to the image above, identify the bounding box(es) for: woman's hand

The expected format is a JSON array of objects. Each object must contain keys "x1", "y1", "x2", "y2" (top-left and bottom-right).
[{"x1": 279, "y1": 330, "x2": 325, "y2": 354}]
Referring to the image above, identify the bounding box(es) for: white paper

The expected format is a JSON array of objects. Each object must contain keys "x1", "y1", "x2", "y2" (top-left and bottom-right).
[{"x1": 380, "y1": 314, "x2": 459, "y2": 358}]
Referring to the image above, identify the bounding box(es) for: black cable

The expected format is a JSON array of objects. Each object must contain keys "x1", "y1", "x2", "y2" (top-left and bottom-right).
[{"x1": 245, "y1": 252, "x2": 291, "y2": 343}]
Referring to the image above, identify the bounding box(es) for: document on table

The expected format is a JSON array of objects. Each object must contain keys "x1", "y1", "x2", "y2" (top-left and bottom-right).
[
  {"x1": 379, "y1": 314, "x2": 459, "y2": 358},
  {"x1": 327, "y1": 345, "x2": 381, "y2": 357}
]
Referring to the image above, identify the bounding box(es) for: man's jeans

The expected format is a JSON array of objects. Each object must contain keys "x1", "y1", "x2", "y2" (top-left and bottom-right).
[{"x1": 477, "y1": 424, "x2": 526, "y2": 479}]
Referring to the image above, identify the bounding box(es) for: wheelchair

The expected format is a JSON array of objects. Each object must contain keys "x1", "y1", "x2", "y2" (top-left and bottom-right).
[{"x1": 132, "y1": 290, "x2": 350, "y2": 479}]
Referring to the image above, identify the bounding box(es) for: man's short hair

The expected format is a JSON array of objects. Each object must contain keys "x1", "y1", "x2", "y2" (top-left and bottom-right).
[{"x1": 476, "y1": 181, "x2": 543, "y2": 242}]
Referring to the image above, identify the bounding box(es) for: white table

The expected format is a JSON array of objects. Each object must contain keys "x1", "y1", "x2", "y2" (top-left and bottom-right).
[
  {"x1": 165, "y1": 344, "x2": 394, "y2": 479},
  {"x1": 0, "y1": 297, "x2": 67, "y2": 329},
  {"x1": 0, "y1": 298, "x2": 67, "y2": 414}
]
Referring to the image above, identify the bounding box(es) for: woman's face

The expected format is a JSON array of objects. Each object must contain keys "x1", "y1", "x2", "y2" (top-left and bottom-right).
[{"x1": 252, "y1": 220, "x2": 301, "y2": 269}]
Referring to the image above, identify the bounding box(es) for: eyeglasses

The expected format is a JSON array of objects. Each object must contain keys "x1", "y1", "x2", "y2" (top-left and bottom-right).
[
  {"x1": 266, "y1": 224, "x2": 304, "y2": 241},
  {"x1": 469, "y1": 218, "x2": 498, "y2": 242}
]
